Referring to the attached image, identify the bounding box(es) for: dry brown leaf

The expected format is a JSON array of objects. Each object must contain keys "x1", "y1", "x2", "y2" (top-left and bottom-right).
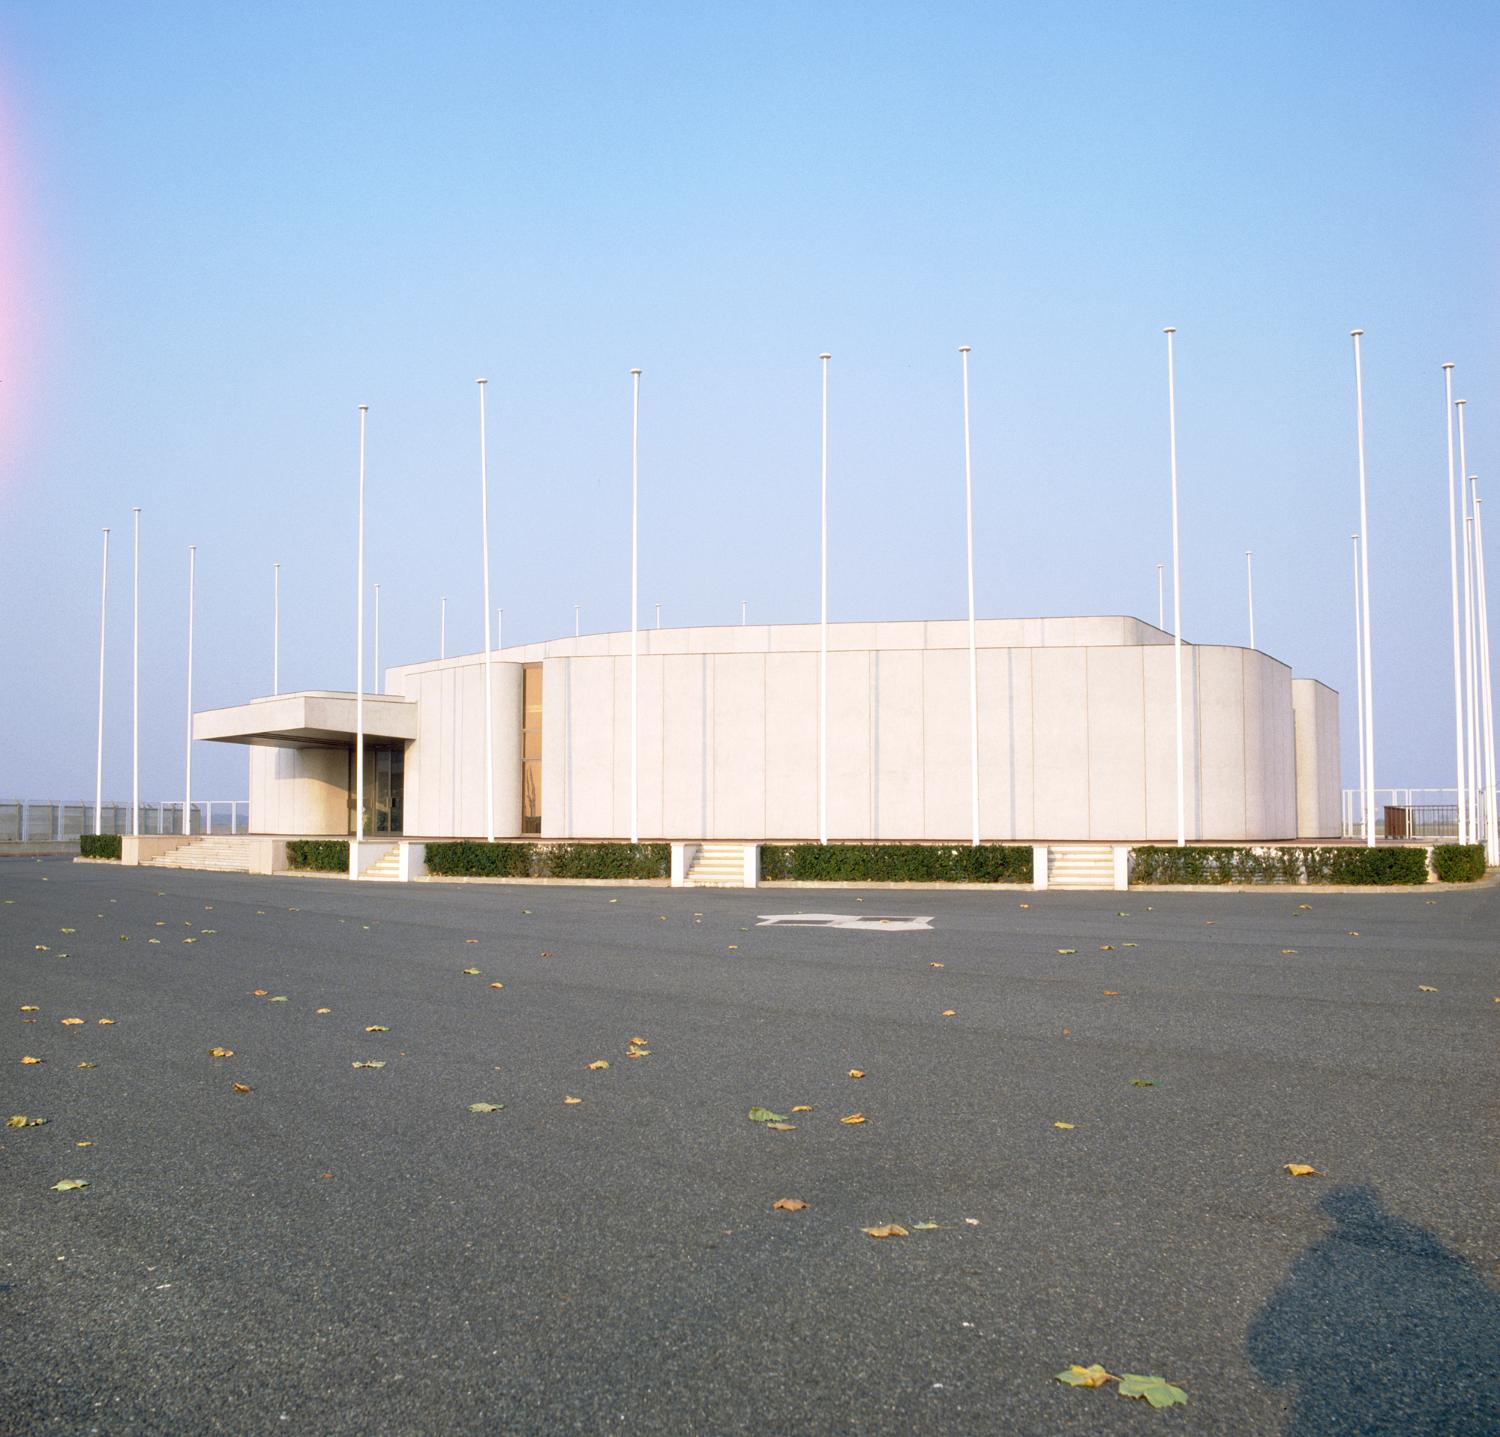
[
  {"x1": 315, "y1": 1008, "x2": 331, "y2": 1015},
  {"x1": 1418, "y1": 985, "x2": 1438, "y2": 993},
  {"x1": 564, "y1": 1095, "x2": 583, "y2": 1104},
  {"x1": 862, "y1": 1224, "x2": 908, "y2": 1239},
  {"x1": 1099, "y1": 945, "x2": 1114, "y2": 951},
  {"x1": 96, "y1": 1018, "x2": 115, "y2": 1025},
  {"x1": 1103, "y1": 990, "x2": 1119, "y2": 996},
  {"x1": 840, "y1": 1113, "x2": 867, "y2": 1125},
  {"x1": 1283, "y1": 1163, "x2": 1322, "y2": 1177},
  {"x1": 929, "y1": 962, "x2": 944, "y2": 968},
  {"x1": 1062, "y1": 1028, "x2": 1072, "y2": 1036},
  {"x1": 790, "y1": 1104, "x2": 813, "y2": 1113},
  {"x1": 489, "y1": 982, "x2": 504, "y2": 989},
  {"x1": 76, "y1": 1140, "x2": 93, "y2": 1147},
  {"x1": 18, "y1": 1005, "x2": 39, "y2": 1012},
  {"x1": 252, "y1": 989, "x2": 268, "y2": 997},
  {"x1": 771, "y1": 1198, "x2": 808, "y2": 1211},
  {"x1": 1282, "y1": 949, "x2": 1298, "y2": 955},
  {"x1": 465, "y1": 938, "x2": 479, "y2": 944},
  {"x1": 60, "y1": 1018, "x2": 84, "y2": 1026},
  {"x1": 847, "y1": 1069, "x2": 865, "y2": 1079},
  {"x1": 1053, "y1": 1121, "x2": 1075, "y2": 1130},
  {"x1": 364, "y1": 1025, "x2": 389, "y2": 1033},
  {"x1": 21, "y1": 1056, "x2": 43, "y2": 1065},
  {"x1": 727, "y1": 944, "x2": 738, "y2": 950},
  {"x1": 941, "y1": 1009, "x2": 956, "y2": 1018},
  {"x1": 629, "y1": 1036, "x2": 648, "y2": 1046},
  {"x1": 232, "y1": 1082, "x2": 252, "y2": 1094},
  {"x1": 208, "y1": 1047, "x2": 234, "y2": 1058},
  {"x1": 587, "y1": 1060, "x2": 610, "y2": 1070}
]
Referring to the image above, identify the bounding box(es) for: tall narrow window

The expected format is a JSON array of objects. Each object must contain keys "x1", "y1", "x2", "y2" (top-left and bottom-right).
[{"x1": 521, "y1": 665, "x2": 542, "y2": 834}]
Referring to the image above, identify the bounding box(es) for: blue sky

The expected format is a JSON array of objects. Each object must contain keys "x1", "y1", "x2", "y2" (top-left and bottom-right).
[{"x1": 1, "y1": 1, "x2": 1496, "y2": 801}]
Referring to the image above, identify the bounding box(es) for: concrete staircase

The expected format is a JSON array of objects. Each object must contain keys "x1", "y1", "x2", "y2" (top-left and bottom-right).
[
  {"x1": 1046, "y1": 843, "x2": 1118, "y2": 891},
  {"x1": 357, "y1": 844, "x2": 403, "y2": 882},
  {"x1": 685, "y1": 842, "x2": 750, "y2": 888},
  {"x1": 142, "y1": 837, "x2": 254, "y2": 873}
]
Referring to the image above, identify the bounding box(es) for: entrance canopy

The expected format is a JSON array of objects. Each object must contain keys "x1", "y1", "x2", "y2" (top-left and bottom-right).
[{"x1": 194, "y1": 692, "x2": 418, "y2": 749}]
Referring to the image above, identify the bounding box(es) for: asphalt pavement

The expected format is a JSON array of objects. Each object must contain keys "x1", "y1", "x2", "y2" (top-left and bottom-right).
[{"x1": 2, "y1": 858, "x2": 1497, "y2": 1435}]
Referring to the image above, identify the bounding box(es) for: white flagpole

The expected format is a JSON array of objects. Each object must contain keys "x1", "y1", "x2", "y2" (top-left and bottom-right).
[
  {"x1": 819, "y1": 351, "x2": 831, "y2": 846},
  {"x1": 1473, "y1": 487, "x2": 1498, "y2": 864},
  {"x1": 1350, "y1": 331, "x2": 1376, "y2": 847},
  {"x1": 373, "y1": 582, "x2": 381, "y2": 695},
  {"x1": 440, "y1": 597, "x2": 447, "y2": 659},
  {"x1": 655, "y1": 602, "x2": 661, "y2": 630},
  {"x1": 1352, "y1": 534, "x2": 1366, "y2": 837},
  {"x1": 1246, "y1": 550, "x2": 1256, "y2": 650},
  {"x1": 184, "y1": 545, "x2": 195, "y2": 836},
  {"x1": 1164, "y1": 329, "x2": 1186, "y2": 847},
  {"x1": 132, "y1": 507, "x2": 141, "y2": 838},
  {"x1": 95, "y1": 528, "x2": 109, "y2": 835},
  {"x1": 959, "y1": 345, "x2": 980, "y2": 846},
  {"x1": 479, "y1": 378, "x2": 495, "y2": 845},
  {"x1": 1443, "y1": 366, "x2": 1467, "y2": 844},
  {"x1": 574, "y1": 603, "x2": 580, "y2": 637},
  {"x1": 1458, "y1": 399, "x2": 1477, "y2": 837},
  {"x1": 353, "y1": 406, "x2": 367, "y2": 876},
  {"x1": 629, "y1": 367, "x2": 641, "y2": 846},
  {"x1": 273, "y1": 561, "x2": 281, "y2": 696},
  {"x1": 740, "y1": 599, "x2": 747, "y2": 626},
  {"x1": 1156, "y1": 562, "x2": 1164, "y2": 630},
  {"x1": 497, "y1": 608, "x2": 503, "y2": 652}
]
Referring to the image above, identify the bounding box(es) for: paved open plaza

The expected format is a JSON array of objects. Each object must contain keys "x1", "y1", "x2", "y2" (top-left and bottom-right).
[{"x1": 3, "y1": 859, "x2": 1497, "y2": 1434}]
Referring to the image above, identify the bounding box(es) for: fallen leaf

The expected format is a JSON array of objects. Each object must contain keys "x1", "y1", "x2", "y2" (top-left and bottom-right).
[
  {"x1": 625, "y1": 1048, "x2": 650, "y2": 1058},
  {"x1": 1018, "y1": 902, "x2": 1030, "y2": 909},
  {"x1": 912, "y1": 1221, "x2": 941, "y2": 1230},
  {"x1": 1053, "y1": 1121, "x2": 1075, "y2": 1130},
  {"x1": 7, "y1": 1115, "x2": 46, "y2": 1128},
  {"x1": 1348, "y1": 931, "x2": 1360, "y2": 937},
  {"x1": 840, "y1": 1113, "x2": 867, "y2": 1125},
  {"x1": 96, "y1": 1018, "x2": 115, "y2": 1026},
  {"x1": 18, "y1": 1005, "x2": 38, "y2": 1012},
  {"x1": 489, "y1": 982, "x2": 504, "y2": 990},
  {"x1": 587, "y1": 1060, "x2": 610, "y2": 1071},
  {"x1": 465, "y1": 939, "x2": 479, "y2": 944},
  {"x1": 1282, "y1": 949, "x2": 1298, "y2": 955},
  {"x1": 1103, "y1": 990, "x2": 1119, "y2": 996},
  {"x1": 862, "y1": 1224, "x2": 908, "y2": 1239},
  {"x1": 1298, "y1": 903, "x2": 1311, "y2": 910},
  {"x1": 75, "y1": 1140, "x2": 92, "y2": 1147},
  {"x1": 1062, "y1": 1028, "x2": 1072, "y2": 1036},
  {"x1": 1131, "y1": 1078, "x2": 1157, "y2": 1087},
  {"x1": 1117, "y1": 1374, "x2": 1188, "y2": 1408},
  {"x1": 564, "y1": 1095, "x2": 583, "y2": 1104},
  {"x1": 364, "y1": 1025, "x2": 389, "y2": 1033},
  {"x1": 21, "y1": 1056, "x2": 43, "y2": 1065},
  {"x1": 1057, "y1": 948, "x2": 1077, "y2": 955},
  {"x1": 1418, "y1": 986, "x2": 1438, "y2": 993},
  {"x1": 1283, "y1": 1163, "x2": 1322, "y2": 1177},
  {"x1": 351, "y1": 1060, "x2": 386, "y2": 1069},
  {"x1": 1122, "y1": 942, "x2": 1138, "y2": 948},
  {"x1": 208, "y1": 1047, "x2": 234, "y2": 1058},
  {"x1": 771, "y1": 1198, "x2": 808, "y2": 1211},
  {"x1": 252, "y1": 988, "x2": 269, "y2": 997},
  {"x1": 467, "y1": 1102, "x2": 504, "y2": 1113},
  {"x1": 315, "y1": 1008, "x2": 331, "y2": 1015},
  {"x1": 847, "y1": 1069, "x2": 865, "y2": 1079},
  {"x1": 727, "y1": 944, "x2": 738, "y2": 950},
  {"x1": 60, "y1": 1018, "x2": 84, "y2": 1026},
  {"x1": 51, "y1": 1179, "x2": 89, "y2": 1192},
  {"x1": 60, "y1": 927, "x2": 75, "y2": 934},
  {"x1": 232, "y1": 1082, "x2": 252, "y2": 1094},
  {"x1": 629, "y1": 1036, "x2": 648, "y2": 1046},
  {"x1": 941, "y1": 1009, "x2": 956, "y2": 1018},
  {"x1": 766, "y1": 1122, "x2": 796, "y2": 1131},
  {"x1": 748, "y1": 1107, "x2": 786, "y2": 1123},
  {"x1": 1056, "y1": 1364, "x2": 1115, "y2": 1389},
  {"x1": 78, "y1": 1062, "x2": 97, "y2": 1069},
  {"x1": 929, "y1": 961, "x2": 944, "y2": 968},
  {"x1": 462, "y1": 967, "x2": 482, "y2": 975},
  {"x1": 268, "y1": 996, "x2": 288, "y2": 1003},
  {"x1": 964, "y1": 1218, "x2": 981, "y2": 1226},
  {"x1": 1099, "y1": 945, "x2": 1114, "y2": 951},
  {"x1": 791, "y1": 1105, "x2": 813, "y2": 1113}
]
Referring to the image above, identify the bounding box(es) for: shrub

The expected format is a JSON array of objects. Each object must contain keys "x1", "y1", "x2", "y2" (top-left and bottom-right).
[
  {"x1": 758, "y1": 843, "x2": 1032, "y2": 884},
  {"x1": 79, "y1": 833, "x2": 121, "y2": 860},
  {"x1": 286, "y1": 839, "x2": 350, "y2": 873},
  {"x1": 1432, "y1": 843, "x2": 1486, "y2": 883},
  {"x1": 423, "y1": 841, "x2": 670, "y2": 880},
  {"x1": 1129, "y1": 844, "x2": 1430, "y2": 886}
]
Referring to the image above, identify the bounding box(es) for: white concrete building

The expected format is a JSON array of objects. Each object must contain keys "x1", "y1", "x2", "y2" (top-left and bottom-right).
[{"x1": 194, "y1": 616, "x2": 1341, "y2": 843}]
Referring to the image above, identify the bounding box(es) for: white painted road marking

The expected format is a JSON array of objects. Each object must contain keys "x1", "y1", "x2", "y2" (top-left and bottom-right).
[{"x1": 756, "y1": 913, "x2": 934, "y2": 932}]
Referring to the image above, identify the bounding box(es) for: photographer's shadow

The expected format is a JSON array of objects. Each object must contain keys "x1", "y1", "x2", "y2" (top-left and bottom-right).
[{"x1": 1248, "y1": 1186, "x2": 1500, "y2": 1435}]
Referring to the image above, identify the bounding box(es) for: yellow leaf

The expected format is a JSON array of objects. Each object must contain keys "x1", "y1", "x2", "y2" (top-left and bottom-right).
[
  {"x1": 78, "y1": 1062, "x2": 96, "y2": 1069},
  {"x1": 587, "y1": 1060, "x2": 610, "y2": 1070},
  {"x1": 727, "y1": 944, "x2": 738, "y2": 950},
  {"x1": 462, "y1": 967, "x2": 482, "y2": 975},
  {"x1": 862, "y1": 1224, "x2": 908, "y2": 1239},
  {"x1": 60, "y1": 1018, "x2": 84, "y2": 1026},
  {"x1": 766, "y1": 1121, "x2": 796, "y2": 1131},
  {"x1": 1103, "y1": 990, "x2": 1119, "y2": 996},
  {"x1": 629, "y1": 1036, "x2": 648, "y2": 1046},
  {"x1": 76, "y1": 1140, "x2": 92, "y2": 1147},
  {"x1": 315, "y1": 1008, "x2": 331, "y2": 1015},
  {"x1": 626, "y1": 1049, "x2": 650, "y2": 1058},
  {"x1": 1298, "y1": 903, "x2": 1311, "y2": 910},
  {"x1": 1099, "y1": 945, "x2": 1114, "y2": 951},
  {"x1": 1053, "y1": 1121, "x2": 1075, "y2": 1130},
  {"x1": 929, "y1": 962, "x2": 944, "y2": 968},
  {"x1": 1282, "y1": 949, "x2": 1298, "y2": 955},
  {"x1": 1283, "y1": 1163, "x2": 1322, "y2": 1177},
  {"x1": 97, "y1": 1018, "x2": 115, "y2": 1025},
  {"x1": 18, "y1": 1005, "x2": 38, "y2": 1012},
  {"x1": 791, "y1": 1105, "x2": 813, "y2": 1113},
  {"x1": 6, "y1": 1115, "x2": 28, "y2": 1128},
  {"x1": 564, "y1": 1095, "x2": 583, "y2": 1104},
  {"x1": 1418, "y1": 985, "x2": 1438, "y2": 993},
  {"x1": 771, "y1": 1198, "x2": 807, "y2": 1211},
  {"x1": 21, "y1": 1056, "x2": 43, "y2": 1065},
  {"x1": 848, "y1": 1069, "x2": 865, "y2": 1079},
  {"x1": 1057, "y1": 1363, "x2": 1116, "y2": 1388},
  {"x1": 208, "y1": 1047, "x2": 234, "y2": 1058},
  {"x1": 232, "y1": 1082, "x2": 252, "y2": 1094},
  {"x1": 489, "y1": 982, "x2": 504, "y2": 989},
  {"x1": 365, "y1": 1025, "x2": 389, "y2": 1033},
  {"x1": 941, "y1": 1010, "x2": 956, "y2": 1018},
  {"x1": 840, "y1": 1113, "x2": 867, "y2": 1125}
]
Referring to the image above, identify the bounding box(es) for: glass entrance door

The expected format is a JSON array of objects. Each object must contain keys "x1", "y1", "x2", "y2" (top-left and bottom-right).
[{"x1": 348, "y1": 745, "x2": 405, "y2": 835}]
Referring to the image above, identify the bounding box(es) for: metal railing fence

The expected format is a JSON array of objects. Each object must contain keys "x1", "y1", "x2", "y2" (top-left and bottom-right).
[
  {"x1": 0, "y1": 800, "x2": 247, "y2": 843},
  {"x1": 1341, "y1": 788, "x2": 1481, "y2": 842}
]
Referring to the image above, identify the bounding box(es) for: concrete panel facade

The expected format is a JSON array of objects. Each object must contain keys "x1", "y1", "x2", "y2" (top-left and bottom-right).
[
  {"x1": 1292, "y1": 678, "x2": 1342, "y2": 838},
  {"x1": 249, "y1": 746, "x2": 349, "y2": 835}
]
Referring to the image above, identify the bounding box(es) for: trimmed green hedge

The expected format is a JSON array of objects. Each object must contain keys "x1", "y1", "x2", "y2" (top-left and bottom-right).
[
  {"x1": 286, "y1": 839, "x2": 350, "y2": 872},
  {"x1": 759, "y1": 843, "x2": 1032, "y2": 884},
  {"x1": 79, "y1": 833, "x2": 121, "y2": 860},
  {"x1": 1432, "y1": 843, "x2": 1486, "y2": 882},
  {"x1": 423, "y1": 841, "x2": 670, "y2": 880},
  {"x1": 1129, "y1": 845, "x2": 1431, "y2": 886}
]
